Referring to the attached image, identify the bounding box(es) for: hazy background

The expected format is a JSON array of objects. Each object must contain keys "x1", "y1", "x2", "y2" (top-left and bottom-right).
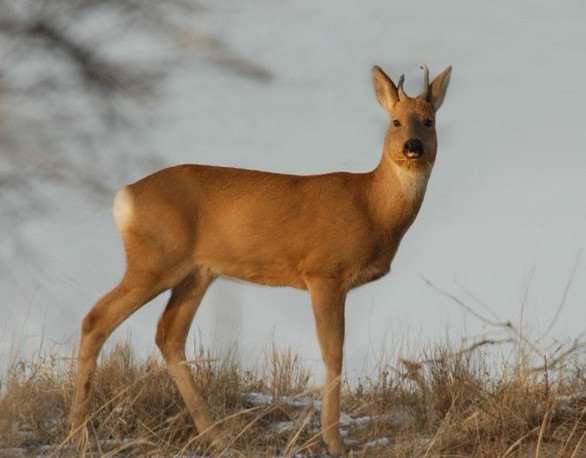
[{"x1": 2, "y1": 0, "x2": 585, "y2": 380}]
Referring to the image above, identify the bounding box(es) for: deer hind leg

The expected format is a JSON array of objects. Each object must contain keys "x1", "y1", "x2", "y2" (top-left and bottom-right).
[
  {"x1": 69, "y1": 271, "x2": 166, "y2": 438},
  {"x1": 155, "y1": 269, "x2": 220, "y2": 442},
  {"x1": 308, "y1": 278, "x2": 346, "y2": 456}
]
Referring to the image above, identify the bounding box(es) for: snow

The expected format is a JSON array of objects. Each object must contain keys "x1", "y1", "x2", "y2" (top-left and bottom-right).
[
  {"x1": 243, "y1": 392, "x2": 321, "y2": 410},
  {"x1": 241, "y1": 391, "x2": 405, "y2": 453}
]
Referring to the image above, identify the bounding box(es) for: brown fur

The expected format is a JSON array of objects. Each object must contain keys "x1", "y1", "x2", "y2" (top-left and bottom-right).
[{"x1": 69, "y1": 64, "x2": 452, "y2": 455}]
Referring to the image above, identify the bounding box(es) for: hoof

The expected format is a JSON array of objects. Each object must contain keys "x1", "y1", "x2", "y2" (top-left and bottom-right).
[
  {"x1": 325, "y1": 436, "x2": 343, "y2": 456},
  {"x1": 68, "y1": 423, "x2": 89, "y2": 448},
  {"x1": 203, "y1": 426, "x2": 230, "y2": 454}
]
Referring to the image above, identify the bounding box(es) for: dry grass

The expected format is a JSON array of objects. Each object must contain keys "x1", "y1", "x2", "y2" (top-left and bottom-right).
[{"x1": 1, "y1": 336, "x2": 586, "y2": 458}]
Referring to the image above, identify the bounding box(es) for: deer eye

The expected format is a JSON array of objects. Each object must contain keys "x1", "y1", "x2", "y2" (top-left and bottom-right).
[
  {"x1": 423, "y1": 119, "x2": 434, "y2": 128},
  {"x1": 392, "y1": 119, "x2": 401, "y2": 127}
]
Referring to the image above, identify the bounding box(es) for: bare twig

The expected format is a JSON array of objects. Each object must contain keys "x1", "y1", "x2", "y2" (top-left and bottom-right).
[
  {"x1": 422, "y1": 276, "x2": 510, "y2": 329},
  {"x1": 531, "y1": 338, "x2": 586, "y2": 373},
  {"x1": 537, "y1": 252, "x2": 582, "y2": 343},
  {"x1": 423, "y1": 276, "x2": 544, "y2": 356}
]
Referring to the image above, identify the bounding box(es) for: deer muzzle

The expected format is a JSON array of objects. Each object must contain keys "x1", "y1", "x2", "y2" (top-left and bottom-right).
[{"x1": 403, "y1": 139, "x2": 424, "y2": 159}]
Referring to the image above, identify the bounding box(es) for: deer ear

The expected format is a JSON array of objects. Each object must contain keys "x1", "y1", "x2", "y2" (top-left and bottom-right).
[
  {"x1": 428, "y1": 66, "x2": 452, "y2": 111},
  {"x1": 372, "y1": 66, "x2": 399, "y2": 111}
]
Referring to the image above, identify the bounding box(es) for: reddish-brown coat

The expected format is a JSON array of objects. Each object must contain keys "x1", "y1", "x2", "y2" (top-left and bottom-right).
[{"x1": 70, "y1": 64, "x2": 452, "y2": 456}]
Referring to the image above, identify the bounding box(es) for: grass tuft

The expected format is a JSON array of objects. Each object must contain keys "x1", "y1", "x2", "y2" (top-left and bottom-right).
[{"x1": 1, "y1": 337, "x2": 586, "y2": 457}]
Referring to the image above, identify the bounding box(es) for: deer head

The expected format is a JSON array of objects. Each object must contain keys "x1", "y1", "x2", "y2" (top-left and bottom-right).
[{"x1": 372, "y1": 64, "x2": 452, "y2": 170}]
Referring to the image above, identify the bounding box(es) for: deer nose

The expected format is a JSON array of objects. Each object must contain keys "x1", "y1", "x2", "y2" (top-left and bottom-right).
[{"x1": 403, "y1": 139, "x2": 424, "y2": 158}]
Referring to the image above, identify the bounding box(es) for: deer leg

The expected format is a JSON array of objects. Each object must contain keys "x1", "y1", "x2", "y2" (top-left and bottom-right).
[
  {"x1": 155, "y1": 269, "x2": 220, "y2": 442},
  {"x1": 308, "y1": 278, "x2": 346, "y2": 456},
  {"x1": 69, "y1": 272, "x2": 164, "y2": 438}
]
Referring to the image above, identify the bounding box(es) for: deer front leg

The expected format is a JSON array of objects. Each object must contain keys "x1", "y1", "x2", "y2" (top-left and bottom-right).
[{"x1": 308, "y1": 278, "x2": 346, "y2": 456}]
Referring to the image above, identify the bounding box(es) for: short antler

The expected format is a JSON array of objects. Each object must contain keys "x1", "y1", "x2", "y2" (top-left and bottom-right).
[
  {"x1": 397, "y1": 74, "x2": 407, "y2": 101},
  {"x1": 418, "y1": 63, "x2": 430, "y2": 100}
]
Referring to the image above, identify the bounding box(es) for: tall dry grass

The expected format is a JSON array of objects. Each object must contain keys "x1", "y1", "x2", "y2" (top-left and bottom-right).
[
  {"x1": 1, "y1": 337, "x2": 585, "y2": 457},
  {"x1": 2, "y1": 276, "x2": 586, "y2": 457}
]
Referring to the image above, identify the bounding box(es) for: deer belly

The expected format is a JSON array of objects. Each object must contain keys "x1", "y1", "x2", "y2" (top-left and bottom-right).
[{"x1": 196, "y1": 238, "x2": 307, "y2": 289}]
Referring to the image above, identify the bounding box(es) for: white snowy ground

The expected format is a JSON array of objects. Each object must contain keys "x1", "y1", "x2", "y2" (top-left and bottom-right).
[{"x1": 2, "y1": 0, "x2": 586, "y2": 382}]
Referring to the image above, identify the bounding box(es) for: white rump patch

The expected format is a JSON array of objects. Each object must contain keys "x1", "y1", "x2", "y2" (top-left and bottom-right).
[{"x1": 112, "y1": 187, "x2": 134, "y2": 232}]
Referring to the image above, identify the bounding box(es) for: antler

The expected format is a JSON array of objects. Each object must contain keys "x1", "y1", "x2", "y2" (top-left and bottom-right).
[
  {"x1": 397, "y1": 74, "x2": 407, "y2": 101},
  {"x1": 418, "y1": 63, "x2": 430, "y2": 99}
]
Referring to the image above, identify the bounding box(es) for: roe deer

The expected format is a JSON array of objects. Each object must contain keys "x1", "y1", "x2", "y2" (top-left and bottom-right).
[{"x1": 70, "y1": 64, "x2": 451, "y2": 455}]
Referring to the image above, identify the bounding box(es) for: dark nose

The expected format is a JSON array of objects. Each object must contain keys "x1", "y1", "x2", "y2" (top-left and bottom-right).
[{"x1": 404, "y1": 139, "x2": 424, "y2": 158}]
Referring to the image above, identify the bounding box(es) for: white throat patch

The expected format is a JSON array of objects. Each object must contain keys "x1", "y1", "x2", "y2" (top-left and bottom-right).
[{"x1": 392, "y1": 161, "x2": 432, "y2": 202}]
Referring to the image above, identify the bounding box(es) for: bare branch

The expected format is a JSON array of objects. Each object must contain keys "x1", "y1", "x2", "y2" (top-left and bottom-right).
[
  {"x1": 423, "y1": 276, "x2": 543, "y2": 357},
  {"x1": 537, "y1": 252, "x2": 582, "y2": 342},
  {"x1": 531, "y1": 337, "x2": 586, "y2": 373},
  {"x1": 422, "y1": 276, "x2": 506, "y2": 328}
]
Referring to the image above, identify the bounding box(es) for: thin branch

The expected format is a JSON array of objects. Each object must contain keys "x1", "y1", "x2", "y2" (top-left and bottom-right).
[
  {"x1": 531, "y1": 338, "x2": 586, "y2": 373},
  {"x1": 421, "y1": 338, "x2": 514, "y2": 365},
  {"x1": 25, "y1": 20, "x2": 158, "y2": 97},
  {"x1": 422, "y1": 276, "x2": 507, "y2": 328},
  {"x1": 454, "y1": 275, "x2": 503, "y2": 324},
  {"x1": 537, "y1": 252, "x2": 582, "y2": 343},
  {"x1": 423, "y1": 276, "x2": 542, "y2": 356}
]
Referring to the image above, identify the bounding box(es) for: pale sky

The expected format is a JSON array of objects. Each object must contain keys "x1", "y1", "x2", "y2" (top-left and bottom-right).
[{"x1": 3, "y1": 0, "x2": 586, "y2": 379}]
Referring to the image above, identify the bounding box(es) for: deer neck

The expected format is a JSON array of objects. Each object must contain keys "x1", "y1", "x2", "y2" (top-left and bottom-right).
[{"x1": 369, "y1": 142, "x2": 433, "y2": 235}]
